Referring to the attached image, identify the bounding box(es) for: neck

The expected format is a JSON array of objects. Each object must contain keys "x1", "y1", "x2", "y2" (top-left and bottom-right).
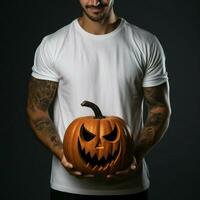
[{"x1": 78, "y1": 9, "x2": 120, "y2": 35}]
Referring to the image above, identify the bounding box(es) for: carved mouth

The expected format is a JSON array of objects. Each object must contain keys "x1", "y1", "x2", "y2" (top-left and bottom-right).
[{"x1": 78, "y1": 139, "x2": 120, "y2": 170}]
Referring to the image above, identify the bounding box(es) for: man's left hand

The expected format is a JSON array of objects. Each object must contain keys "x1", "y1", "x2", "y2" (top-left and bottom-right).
[{"x1": 105, "y1": 155, "x2": 142, "y2": 179}]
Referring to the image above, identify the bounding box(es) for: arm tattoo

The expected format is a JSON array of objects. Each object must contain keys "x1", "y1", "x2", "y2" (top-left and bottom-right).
[
  {"x1": 27, "y1": 77, "x2": 63, "y2": 156},
  {"x1": 143, "y1": 83, "x2": 167, "y2": 109},
  {"x1": 134, "y1": 82, "x2": 171, "y2": 160},
  {"x1": 28, "y1": 77, "x2": 58, "y2": 112},
  {"x1": 32, "y1": 117, "x2": 62, "y2": 148}
]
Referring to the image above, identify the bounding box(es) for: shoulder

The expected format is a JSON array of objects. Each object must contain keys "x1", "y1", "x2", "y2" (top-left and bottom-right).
[
  {"x1": 36, "y1": 20, "x2": 74, "y2": 63},
  {"x1": 123, "y1": 18, "x2": 159, "y2": 54},
  {"x1": 124, "y1": 19, "x2": 165, "y2": 59},
  {"x1": 47, "y1": 21, "x2": 72, "y2": 43},
  {"x1": 43, "y1": 20, "x2": 72, "y2": 48},
  {"x1": 123, "y1": 19, "x2": 156, "y2": 44}
]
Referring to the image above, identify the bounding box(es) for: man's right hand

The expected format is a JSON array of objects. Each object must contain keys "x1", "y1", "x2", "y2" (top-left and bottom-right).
[
  {"x1": 60, "y1": 152, "x2": 81, "y2": 176},
  {"x1": 60, "y1": 151, "x2": 95, "y2": 178}
]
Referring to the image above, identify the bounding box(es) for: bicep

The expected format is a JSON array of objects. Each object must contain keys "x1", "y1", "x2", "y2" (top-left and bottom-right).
[
  {"x1": 143, "y1": 82, "x2": 171, "y2": 111},
  {"x1": 27, "y1": 77, "x2": 58, "y2": 113}
]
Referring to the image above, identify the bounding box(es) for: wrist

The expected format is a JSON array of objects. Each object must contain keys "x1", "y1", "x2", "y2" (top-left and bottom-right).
[
  {"x1": 134, "y1": 151, "x2": 145, "y2": 163},
  {"x1": 51, "y1": 146, "x2": 64, "y2": 161},
  {"x1": 133, "y1": 143, "x2": 148, "y2": 162}
]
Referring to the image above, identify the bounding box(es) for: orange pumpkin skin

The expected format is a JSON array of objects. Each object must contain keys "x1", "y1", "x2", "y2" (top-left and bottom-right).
[{"x1": 63, "y1": 101, "x2": 134, "y2": 176}]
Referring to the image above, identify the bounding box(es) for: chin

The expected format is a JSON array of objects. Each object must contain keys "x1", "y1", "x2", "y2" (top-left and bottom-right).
[{"x1": 84, "y1": 11, "x2": 109, "y2": 22}]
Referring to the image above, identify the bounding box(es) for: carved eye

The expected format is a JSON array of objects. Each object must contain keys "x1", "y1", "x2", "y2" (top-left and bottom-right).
[
  {"x1": 103, "y1": 125, "x2": 117, "y2": 141},
  {"x1": 80, "y1": 124, "x2": 96, "y2": 141}
]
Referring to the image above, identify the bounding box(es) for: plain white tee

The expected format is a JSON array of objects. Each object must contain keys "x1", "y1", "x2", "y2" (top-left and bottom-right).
[{"x1": 31, "y1": 17, "x2": 168, "y2": 195}]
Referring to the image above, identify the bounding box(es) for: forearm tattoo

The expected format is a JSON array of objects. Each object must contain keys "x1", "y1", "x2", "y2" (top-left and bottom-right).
[
  {"x1": 134, "y1": 83, "x2": 171, "y2": 159},
  {"x1": 33, "y1": 117, "x2": 62, "y2": 148},
  {"x1": 27, "y1": 77, "x2": 63, "y2": 151}
]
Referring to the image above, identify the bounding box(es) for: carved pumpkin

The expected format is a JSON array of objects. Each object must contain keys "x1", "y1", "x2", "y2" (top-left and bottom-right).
[{"x1": 63, "y1": 100, "x2": 133, "y2": 176}]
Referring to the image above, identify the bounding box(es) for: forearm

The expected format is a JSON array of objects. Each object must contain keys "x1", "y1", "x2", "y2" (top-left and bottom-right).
[
  {"x1": 133, "y1": 82, "x2": 171, "y2": 161},
  {"x1": 134, "y1": 106, "x2": 171, "y2": 161},
  {"x1": 26, "y1": 77, "x2": 63, "y2": 160},
  {"x1": 28, "y1": 112, "x2": 63, "y2": 160}
]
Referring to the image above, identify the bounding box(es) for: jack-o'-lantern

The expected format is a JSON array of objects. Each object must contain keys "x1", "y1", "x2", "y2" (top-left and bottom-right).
[{"x1": 63, "y1": 100, "x2": 134, "y2": 176}]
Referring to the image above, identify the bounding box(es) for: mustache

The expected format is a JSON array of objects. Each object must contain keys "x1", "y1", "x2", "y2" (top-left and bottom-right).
[{"x1": 86, "y1": 2, "x2": 107, "y2": 9}]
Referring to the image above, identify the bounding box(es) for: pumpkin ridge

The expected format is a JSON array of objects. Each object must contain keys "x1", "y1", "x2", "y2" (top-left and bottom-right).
[{"x1": 71, "y1": 122, "x2": 83, "y2": 167}]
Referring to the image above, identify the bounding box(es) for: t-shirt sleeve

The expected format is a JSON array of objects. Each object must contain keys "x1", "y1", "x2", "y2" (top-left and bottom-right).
[
  {"x1": 31, "y1": 36, "x2": 59, "y2": 82},
  {"x1": 142, "y1": 35, "x2": 168, "y2": 87}
]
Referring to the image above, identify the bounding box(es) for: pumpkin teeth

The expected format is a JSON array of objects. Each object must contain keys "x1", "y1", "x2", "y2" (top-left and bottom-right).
[
  {"x1": 92, "y1": 165, "x2": 98, "y2": 171},
  {"x1": 109, "y1": 160, "x2": 115, "y2": 168},
  {"x1": 98, "y1": 166, "x2": 104, "y2": 172},
  {"x1": 90, "y1": 151, "x2": 96, "y2": 158},
  {"x1": 103, "y1": 153, "x2": 108, "y2": 160},
  {"x1": 103, "y1": 163, "x2": 110, "y2": 171},
  {"x1": 112, "y1": 143, "x2": 119, "y2": 156},
  {"x1": 114, "y1": 145, "x2": 121, "y2": 165},
  {"x1": 78, "y1": 138, "x2": 121, "y2": 171},
  {"x1": 86, "y1": 162, "x2": 90, "y2": 168},
  {"x1": 80, "y1": 141, "x2": 85, "y2": 151},
  {"x1": 97, "y1": 151, "x2": 103, "y2": 161},
  {"x1": 84, "y1": 147, "x2": 89, "y2": 155},
  {"x1": 111, "y1": 147, "x2": 115, "y2": 156}
]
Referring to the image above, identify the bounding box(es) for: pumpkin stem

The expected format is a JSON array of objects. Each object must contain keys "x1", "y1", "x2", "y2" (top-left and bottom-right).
[{"x1": 81, "y1": 100, "x2": 105, "y2": 119}]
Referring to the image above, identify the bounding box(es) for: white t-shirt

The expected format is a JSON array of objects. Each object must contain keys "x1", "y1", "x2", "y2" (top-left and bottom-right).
[{"x1": 32, "y1": 17, "x2": 168, "y2": 195}]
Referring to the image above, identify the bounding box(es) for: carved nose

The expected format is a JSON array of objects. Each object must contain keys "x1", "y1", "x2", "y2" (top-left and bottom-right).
[
  {"x1": 96, "y1": 146, "x2": 104, "y2": 150},
  {"x1": 96, "y1": 140, "x2": 104, "y2": 150}
]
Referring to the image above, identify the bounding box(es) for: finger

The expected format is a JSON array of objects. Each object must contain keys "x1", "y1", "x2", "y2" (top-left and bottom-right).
[
  {"x1": 115, "y1": 168, "x2": 130, "y2": 175},
  {"x1": 69, "y1": 170, "x2": 82, "y2": 176},
  {"x1": 106, "y1": 174, "x2": 114, "y2": 179},
  {"x1": 83, "y1": 174, "x2": 95, "y2": 178},
  {"x1": 62, "y1": 161, "x2": 73, "y2": 169},
  {"x1": 129, "y1": 156, "x2": 137, "y2": 170},
  {"x1": 61, "y1": 156, "x2": 73, "y2": 169},
  {"x1": 132, "y1": 155, "x2": 137, "y2": 165},
  {"x1": 66, "y1": 162, "x2": 73, "y2": 169},
  {"x1": 130, "y1": 163, "x2": 136, "y2": 170}
]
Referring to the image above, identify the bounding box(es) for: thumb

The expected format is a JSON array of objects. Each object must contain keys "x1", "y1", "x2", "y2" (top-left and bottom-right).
[
  {"x1": 60, "y1": 153, "x2": 73, "y2": 169},
  {"x1": 130, "y1": 156, "x2": 137, "y2": 170}
]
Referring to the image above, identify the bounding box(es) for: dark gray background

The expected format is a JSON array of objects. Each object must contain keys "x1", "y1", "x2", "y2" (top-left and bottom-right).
[{"x1": 2, "y1": 0, "x2": 200, "y2": 199}]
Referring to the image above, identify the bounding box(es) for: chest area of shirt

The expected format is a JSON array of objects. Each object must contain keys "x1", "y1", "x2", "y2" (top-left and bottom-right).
[{"x1": 56, "y1": 39, "x2": 143, "y2": 87}]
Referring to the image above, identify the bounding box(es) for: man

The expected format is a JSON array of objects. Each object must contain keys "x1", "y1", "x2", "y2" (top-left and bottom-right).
[{"x1": 26, "y1": 0, "x2": 171, "y2": 199}]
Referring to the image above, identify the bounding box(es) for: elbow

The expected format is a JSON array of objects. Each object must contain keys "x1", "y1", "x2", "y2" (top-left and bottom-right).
[
  {"x1": 26, "y1": 106, "x2": 36, "y2": 127},
  {"x1": 26, "y1": 102, "x2": 35, "y2": 120},
  {"x1": 26, "y1": 105, "x2": 48, "y2": 124}
]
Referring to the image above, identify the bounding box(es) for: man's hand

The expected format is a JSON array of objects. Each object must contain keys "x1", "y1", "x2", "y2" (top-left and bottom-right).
[
  {"x1": 60, "y1": 151, "x2": 95, "y2": 178},
  {"x1": 105, "y1": 155, "x2": 142, "y2": 179}
]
